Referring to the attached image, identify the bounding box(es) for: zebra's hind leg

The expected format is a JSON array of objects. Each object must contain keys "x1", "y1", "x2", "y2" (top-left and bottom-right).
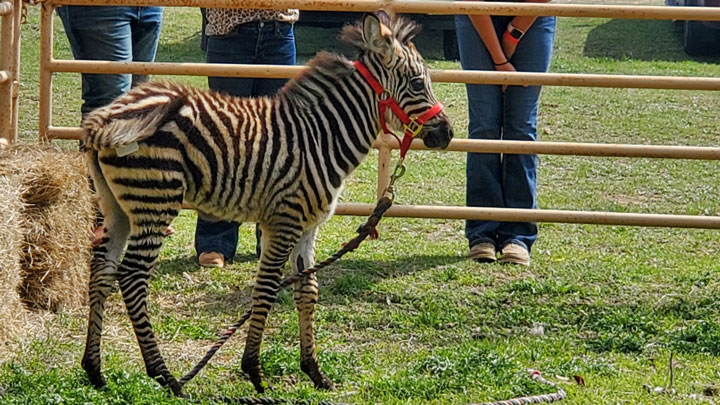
[
  {"x1": 82, "y1": 153, "x2": 131, "y2": 388},
  {"x1": 291, "y1": 228, "x2": 335, "y2": 390},
  {"x1": 116, "y1": 217, "x2": 183, "y2": 396},
  {"x1": 241, "y1": 224, "x2": 301, "y2": 393},
  {"x1": 82, "y1": 217, "x2": 130, "y2": 387}
]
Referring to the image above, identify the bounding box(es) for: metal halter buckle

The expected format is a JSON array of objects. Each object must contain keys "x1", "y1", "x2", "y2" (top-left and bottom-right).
[{"x1": 403, "y1": 118, "x2": 423, "y2": 137}]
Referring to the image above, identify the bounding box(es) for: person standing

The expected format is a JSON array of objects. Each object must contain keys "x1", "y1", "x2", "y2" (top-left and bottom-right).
[
  {"x1": 57, "y1": 6, "x2": 164, "y2": 117},
  {"x1": 58, "y1": 5, "x2": 166, "y2": 246},
  {"x1": 195, "y1": 7, "x2": 298, "y2": 268},
  {"x1": 455, "y1": 0, "x2": 556, "y2": 266}
]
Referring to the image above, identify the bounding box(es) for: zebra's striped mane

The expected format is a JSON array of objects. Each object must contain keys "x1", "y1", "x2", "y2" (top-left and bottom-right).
[
  {"x1": 280, "y1": 52, "x2": 355, "y2": 110},
  {"x1": 281, "y1": 13, "x2": 421, "y2": 110}
]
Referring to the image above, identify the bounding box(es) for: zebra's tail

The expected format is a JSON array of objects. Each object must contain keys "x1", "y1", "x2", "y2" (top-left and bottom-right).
[{"x1": 82, "y1": 92, "x2": 186, "y2": 150}]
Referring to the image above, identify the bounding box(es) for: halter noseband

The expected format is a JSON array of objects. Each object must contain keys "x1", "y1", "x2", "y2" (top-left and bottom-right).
[{"x1": 353, "y1": 60, "x2": 445, "y2": 159}]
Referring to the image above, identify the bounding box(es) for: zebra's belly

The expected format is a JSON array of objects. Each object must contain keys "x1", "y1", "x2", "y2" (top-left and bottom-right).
[{"x1": 188, "y1": 192, "x2": 262, "y2": 225}]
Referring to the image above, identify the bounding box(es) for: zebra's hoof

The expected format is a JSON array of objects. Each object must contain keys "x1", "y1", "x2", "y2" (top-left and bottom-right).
[
  {"x1": 168, "y1": 378, "x2": 184, "y2": 397},
  {"x1": 314, "y1": 375, "x2": 336, "y2": 391},
  {"x1": 86, "y1": 372, "x2": 107, "y2": 389},
  {"x1": 81, "y1": 359, "x2": 107, "y2": 388},
  {"x1": 249, "y1": 376, "x2": 273, "y2": 393},
  {"x1": 242, "y1": 356, "x2": 271, "y2": 393},
  {"x1": 152, "y1": 373, "x2": 184, "y2": 397},
  {"x1": 302, "y1": 359, "x2": 335, "y2": 391}
]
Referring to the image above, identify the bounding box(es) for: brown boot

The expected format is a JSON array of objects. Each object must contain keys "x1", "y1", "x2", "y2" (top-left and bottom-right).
[
  {"x1": 468, "y1": 242, "x2": 497, "y2": 263},
  {"x1": 499, "y1": 243, "x2": 530, "y2": 266},
  {"x1": 198, "y1": 251, "x2": 225, "y2": 268}
]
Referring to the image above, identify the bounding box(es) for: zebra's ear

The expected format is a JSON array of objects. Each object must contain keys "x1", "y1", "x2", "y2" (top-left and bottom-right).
[{"x1": 362, "y1": 13, "x2": 394, "y2": 59}]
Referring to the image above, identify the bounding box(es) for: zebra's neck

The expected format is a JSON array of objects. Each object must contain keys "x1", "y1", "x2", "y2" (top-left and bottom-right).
[{"x1": 280, "y1": 52, "x2": 381, "y2": 186}]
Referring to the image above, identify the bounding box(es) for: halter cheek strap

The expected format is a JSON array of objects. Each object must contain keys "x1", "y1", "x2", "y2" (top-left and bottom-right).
[{"x1": 353, "y1": 60, "x2": 445, "y2": 159}]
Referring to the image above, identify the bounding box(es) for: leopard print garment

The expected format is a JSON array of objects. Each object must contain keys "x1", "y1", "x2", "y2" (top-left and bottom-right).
[{"x1": 205, "y1": 8, "x2": 299, "y2": 36}]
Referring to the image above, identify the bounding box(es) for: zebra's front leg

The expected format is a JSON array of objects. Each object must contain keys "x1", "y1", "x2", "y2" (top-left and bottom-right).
[
  {"x1": 241, "y1": 225, "x2": 299, "y2": 393},
  {"x1": 117, "y1": 227, "x2": 183, "y2": 396},
  {"x1": 291, "y1": 228, "x2": 335, "y2": 390}
]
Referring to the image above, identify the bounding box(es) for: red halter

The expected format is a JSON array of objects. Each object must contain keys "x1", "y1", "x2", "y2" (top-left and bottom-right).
[{"x1": 353, "y1": 60, "x2": 445, "y2": 159}]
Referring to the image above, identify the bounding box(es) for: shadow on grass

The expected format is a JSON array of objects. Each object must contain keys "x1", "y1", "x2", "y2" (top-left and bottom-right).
[
  {"x1": 583, "y1": 18, "x2": 720, "y2": 63},
  {"x1": 154, "y1": 253, "x2": 465, "y2": 316},
  {"x1": 149, "y1": 252, "x2": 720, "y2": 356}
]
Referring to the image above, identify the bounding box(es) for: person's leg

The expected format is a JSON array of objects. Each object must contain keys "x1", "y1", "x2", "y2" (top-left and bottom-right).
[
  {"x1": 194, "y1": 24, "x2": 258, "y2": 262},
  {"x1": 57, "y1": 6, "x2": 134, "y2": 115},
  {"x1": 252, "y1": 21, "x2": 296, "y2": 97},
  {"x1": 130, "y1": 6, "x2": 163, "y2": 86},
  {"x1": 58, "y1": 6, "x2": 136, "y2": 242},
  {"x1": 205, "y1": 23, "x2": 257, "y2": 96},
  {"x1": 497, "y1": 16, "x2": 556, "y2": 253},
  {"x1": 252, "y1": 21, "x2": 297, "y2": 257},
  {"x1": 195, "y1": 215, "x2": 240, "y2": 262},
  {"x1": 455, "y1": 15, "x2": 504, "y2": 253}
]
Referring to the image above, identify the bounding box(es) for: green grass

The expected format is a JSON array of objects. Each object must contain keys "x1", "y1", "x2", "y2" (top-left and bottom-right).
[{"x1": 3, "y1": 4, "x2": 720, "y2": 404}]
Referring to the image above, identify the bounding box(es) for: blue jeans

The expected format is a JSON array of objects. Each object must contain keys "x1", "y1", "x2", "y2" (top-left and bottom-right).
[
  {"x1": 455, "y1": 14, "x2": 556, "y2": 252},
  {"x1": 195, "y1": 20, "x2": 296, "y2": 260},
  {"x1": 57, "y1": 6, "x2": 163, "y2": 116}
]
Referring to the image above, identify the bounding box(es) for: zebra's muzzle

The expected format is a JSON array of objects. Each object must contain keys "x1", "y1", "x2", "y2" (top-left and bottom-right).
[{"x1": 419, "y1": 119, "x2": 453, "y2": 150}]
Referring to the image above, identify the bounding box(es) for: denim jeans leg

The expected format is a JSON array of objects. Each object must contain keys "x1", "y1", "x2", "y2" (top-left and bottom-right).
[
  {"x1": 195, "y1": 216, "x2": 240, "y2": 260},
  {"x1": 196, "y1": 21, "x2": 295, "y2": 258},
  {"x1": 196, "y1": 34, "x2": 253, "y2": 258},
  {"x1": 456, "y1": 15, "x2": 504, "y2": 248},
  {"x1": 253, "y1": 21, "x2": 296, "y2": 96},
  {"x1": 251, "y1": 21, "x2": 295, "y2": 256},
  {"x1": 130, "y1": 7, "x2": 163, "y2": 86},
  {"x1": 57, "y1": 6, "x2": 135, "y2": 115},
  {"x1": 496, "y1": 16, "x2": 556, "y2": 252},
  {"x1": 205, "y1": 25, "x2": 257, "y2": 97}
]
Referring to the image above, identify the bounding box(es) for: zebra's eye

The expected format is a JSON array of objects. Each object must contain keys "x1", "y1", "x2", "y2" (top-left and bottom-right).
[{"x1": 410, "y1": 77, "x2": 425, "y2": 92}]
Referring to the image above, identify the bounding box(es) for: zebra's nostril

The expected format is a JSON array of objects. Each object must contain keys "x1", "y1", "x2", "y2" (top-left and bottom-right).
[{"x1": 421, "y1": 126, "x2": 452, "y2": 149}]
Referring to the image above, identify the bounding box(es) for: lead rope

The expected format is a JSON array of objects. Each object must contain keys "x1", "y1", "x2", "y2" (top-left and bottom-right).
[
  {"x1": 179, "y1": 162, "x2": 567, "y2": 405},
  {"x1": 475, "y1": 370, "x2": 567, "y2": 405},
  {"x1": 179, "y1": 172, "x2": 566, "y2": 405},
  {"x1": 179, "y1": 161, "x2": 405, "y2": 388}
]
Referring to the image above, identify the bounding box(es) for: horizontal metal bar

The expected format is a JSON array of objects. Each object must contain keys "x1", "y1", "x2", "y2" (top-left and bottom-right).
[
  {"x1": 431, "y1": 70, "x2": 720, "y2": 91},
  {"x1": 47, "y1": 0, "x2": 720, "y2": 21},
  {"x1": 46, "y1": 126, "x2": 82, "y2": 140},
  {"x1": 334, "y1": 203, "x2": 720, "y2": 229},
  {"x1": 47, "y1": 60, "x2": 720, "y2": 91},
  {"x1": 178, "y1": 201, "x2": 720, "y2": 229},
  {"x1": 400, "y1": 139, "x2": 720, "y2": 160},
  {"x1": 396, "y1": 1, "x2": 720, "y2": 21},
  {"x1": 49, "y1": 60, "x2": 299, "y2": 79},
  {"x1": 0, "y1": 1, "x2": 12, "y2": 16},
  {"x1": 51, "y1": 0, "x2": 384, "y2": 10},
  {"x1": 49, "y1": 126, "x2": 720, "y2": 160}
]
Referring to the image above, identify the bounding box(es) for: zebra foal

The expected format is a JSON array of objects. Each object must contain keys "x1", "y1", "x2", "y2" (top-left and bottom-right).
[{"x1": 80, "y1": 12, "x2": 452, "y2": 395}]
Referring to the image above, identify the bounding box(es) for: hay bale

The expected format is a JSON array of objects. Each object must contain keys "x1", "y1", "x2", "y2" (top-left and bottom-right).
[
  {"x1": 0, "y1": 174, "x2": 28, "y2": 346},
  {"x1": 0, "y1": 143, "x2": 95, "y2": 312}
]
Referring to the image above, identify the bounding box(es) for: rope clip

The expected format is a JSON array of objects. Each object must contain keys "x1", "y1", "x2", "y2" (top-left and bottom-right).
[{"x1": 390, "y1": 160, "x2": 406, "y2": 184}]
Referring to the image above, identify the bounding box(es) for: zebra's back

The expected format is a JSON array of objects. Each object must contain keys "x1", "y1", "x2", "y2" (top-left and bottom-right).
[{"x1": 84, "y1": 82, "x2": 316, "y2": 229}]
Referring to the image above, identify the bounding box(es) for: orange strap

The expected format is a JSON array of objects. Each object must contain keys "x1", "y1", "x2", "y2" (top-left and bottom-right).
[{"x1": 353, "y1": 60, "x2": 445, "y2": 158}]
